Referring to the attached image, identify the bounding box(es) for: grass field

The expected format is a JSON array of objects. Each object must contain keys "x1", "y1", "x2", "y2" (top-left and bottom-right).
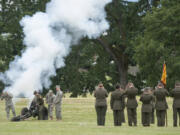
[{"x1": 0, "y1": 94, "x2": 180, "y2": 135}]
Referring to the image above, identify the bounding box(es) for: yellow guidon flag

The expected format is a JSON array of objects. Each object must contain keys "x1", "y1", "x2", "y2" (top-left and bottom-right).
[{"x1": 161, "y1": 61, "x2": 167, "y2": 86}]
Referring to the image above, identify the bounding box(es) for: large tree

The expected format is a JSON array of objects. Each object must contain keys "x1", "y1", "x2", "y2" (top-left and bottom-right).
[
  {"x1": 95, "y1": 0, "x2": 143, "y2": 88},
  {"x1": 134, "y1": 0, "x2": 180, "y2": 89}
]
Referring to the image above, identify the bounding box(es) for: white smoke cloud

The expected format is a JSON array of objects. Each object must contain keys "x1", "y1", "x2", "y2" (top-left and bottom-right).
[{"x1": 0, "y1": 0, "x2": 112, "y2": 97}]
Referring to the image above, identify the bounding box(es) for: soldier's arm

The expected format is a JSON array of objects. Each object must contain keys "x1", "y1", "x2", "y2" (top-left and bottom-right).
[
  {"x1": 169, "y1": 90, "x2": 174, "y2": 97},
  {"x1": 165, "y1": 89, "x2": 169, "y2": 96},
  {"x1": 105, "y1": 89, "x2": 108, "y2": 97},
  {"x1": 94, "y1": 90, "x2": 96, "y2": 97},
  {"x1": 154, "y1": 90, "x2": 157, "y2": 96},
  {"x1": 59, "y1": 91, "x2": 63, "y2": 100},
  {"x1": 123, "y1": 90, "x2": 127, "y2": 95},
  {"x1": 54, "y1": 93, "x2": 59, "y2": 104},
  {"x1": 135, "y1": 88, "x2": 138, "y2": 95},
  {"x1": 139, "y1": 95, "x2": 143, "y2": 102},
  {"x1": 152, "y1": 94, "x2": 155, "y2": 102}
]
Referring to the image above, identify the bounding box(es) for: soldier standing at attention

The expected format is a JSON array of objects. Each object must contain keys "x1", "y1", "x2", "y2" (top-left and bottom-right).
[
  {"x1": 140, "y1": 88, "x2": 154, "y2": 126},
  {"x1": 125, "y1": 82, "x2": 138, "y2": 126},
  {"x1": 94, "y1": 82, "x2": 108, "y2": 126},
  {"x1": 154, "y1": 82, "x2": 169, "y2": 127},
  {"x1": 1, "y1": 91, "x2": 16, "y2": 120},
  {"x1": 54, "y1": 85, "x2": 63, "y2": 121},
  {"x1": 171, "y1": 81, "x2": 180, "y2": 127},
  {"x1": 46, "y1": 90, "x2": 55, "y2": 120},
  {"x1": 110, "y1": 84, "x2": 124, "y2": 126}
]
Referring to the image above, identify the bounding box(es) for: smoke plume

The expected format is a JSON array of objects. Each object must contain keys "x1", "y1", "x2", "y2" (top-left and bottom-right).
[{"x1": 0, "y1": 0, "x2": 111, "y2": 97}]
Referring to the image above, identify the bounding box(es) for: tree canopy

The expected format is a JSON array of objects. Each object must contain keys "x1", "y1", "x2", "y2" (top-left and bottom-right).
[{"x1": 0, "y1": 0, "x2": 179, "y2": 96}]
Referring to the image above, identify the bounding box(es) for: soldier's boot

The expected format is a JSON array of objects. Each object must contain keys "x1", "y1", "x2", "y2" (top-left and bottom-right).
[
  {"x1": 173, "y1": 109, "x2": 177, "y2": 127},
  {"x1": 128, "y1": 121, "x2": 132, "y2": 126}
]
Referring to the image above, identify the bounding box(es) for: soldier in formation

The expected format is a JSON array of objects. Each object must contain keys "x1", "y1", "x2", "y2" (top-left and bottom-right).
[
  {"x1": 1, "y1": 91, "x2": 16, "y2": 119},
  {"x1": 171, "y1": 81, "x2": 180, "y2": 127},
  {"x1": 110, "y1": 84, "x2": 125, "y2": 126},
  {"x1": 154, "y1": 82, "x2": 169, "y2": 127},
  {"x1": 140, "y1": 87, "x2": 154, "y2": 126},
  {"x1": 94, "y1": 82, "x2": 108, "y2": 126},
  {"x1": 124, "y1": 82, "x2": 138, "y2": 126}
]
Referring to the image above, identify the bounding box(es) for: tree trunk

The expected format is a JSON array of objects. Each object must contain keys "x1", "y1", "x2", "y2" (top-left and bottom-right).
[
  {"x1": 118, "y1": 60, "x2": 128, "y2": 88},
  {"x1": 96, "y1": 38, "x2": 128, "y2": 88}
]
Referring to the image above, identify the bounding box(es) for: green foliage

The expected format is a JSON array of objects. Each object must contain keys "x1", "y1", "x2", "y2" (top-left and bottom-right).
[
  {"x1": 0, "y1": 0, "x2": 50, "y2": 92},
  {"x1": 1, "y1": 0, "x2": 179, "y2": 96},
  {"x1": 50, "y1": 39, "x2": 118, "y2": 97},
  {"x1": 134, "y1": 0, "x2": 180, "y2": 89}
]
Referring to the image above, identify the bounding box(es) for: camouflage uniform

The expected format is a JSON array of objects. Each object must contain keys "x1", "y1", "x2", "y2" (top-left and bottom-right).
[
  {"x1": 46, "y1": 91, "x2": 55, "y2": 119},
  {"x1": 54, "y1": 89, "x2": 63, "y2": 120},
  {"x1": 1, "y1": 92, "x2": 16, "y2": 119}
]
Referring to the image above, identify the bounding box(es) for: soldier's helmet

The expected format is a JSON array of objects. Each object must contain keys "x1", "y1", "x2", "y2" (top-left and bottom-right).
[{"x1": 56, "y1": 85, "x2": 60, "y2": 89}]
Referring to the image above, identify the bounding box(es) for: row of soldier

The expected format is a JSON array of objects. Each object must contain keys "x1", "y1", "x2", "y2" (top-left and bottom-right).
[
  {"x1": 0, "y1": 85, "x2": 63, "y2": 121},
  {"x1": 1, "y1": 81, "x2": 180, "y2": 127},
  {"x1": 94, "y1": 81, "x2": 180, "y2": 127}
]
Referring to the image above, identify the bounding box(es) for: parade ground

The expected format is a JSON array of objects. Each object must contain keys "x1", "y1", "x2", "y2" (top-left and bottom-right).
[{"x1": 0, "y1": 94, "x2": 180, "y2": 135}]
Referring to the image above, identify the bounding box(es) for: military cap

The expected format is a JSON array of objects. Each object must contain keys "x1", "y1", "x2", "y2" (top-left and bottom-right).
[
  {"x1": 33, "y1": 91, "x2": 38, "y2": 95},
  {"x1": 49, "y1": 90, "x2": 53, "y2": 93},
  {"x1": 158, "y1": 81, "x2": 164, "y2": 86},
  {"x1": 56, "y1": 85, "x2": 60, "y2": 89},
  {"x1": 141, "y1": 87, "x2": 148, "y2": 92}
]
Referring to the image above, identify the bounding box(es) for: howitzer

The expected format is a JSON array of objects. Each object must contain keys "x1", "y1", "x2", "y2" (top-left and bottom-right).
[{"x1": 11, "y1": 100, "x2": 48, "y2": 122}]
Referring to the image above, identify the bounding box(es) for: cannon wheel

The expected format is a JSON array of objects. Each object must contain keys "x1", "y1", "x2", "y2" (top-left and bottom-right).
[{"x1": 21, "y1": 107, "x2": 29, "y2": 115}]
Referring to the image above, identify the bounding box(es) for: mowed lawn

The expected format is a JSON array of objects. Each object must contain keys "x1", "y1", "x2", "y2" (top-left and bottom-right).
[{"x1": 0, "y1": 94, "x2": 180, "y2": 135}]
